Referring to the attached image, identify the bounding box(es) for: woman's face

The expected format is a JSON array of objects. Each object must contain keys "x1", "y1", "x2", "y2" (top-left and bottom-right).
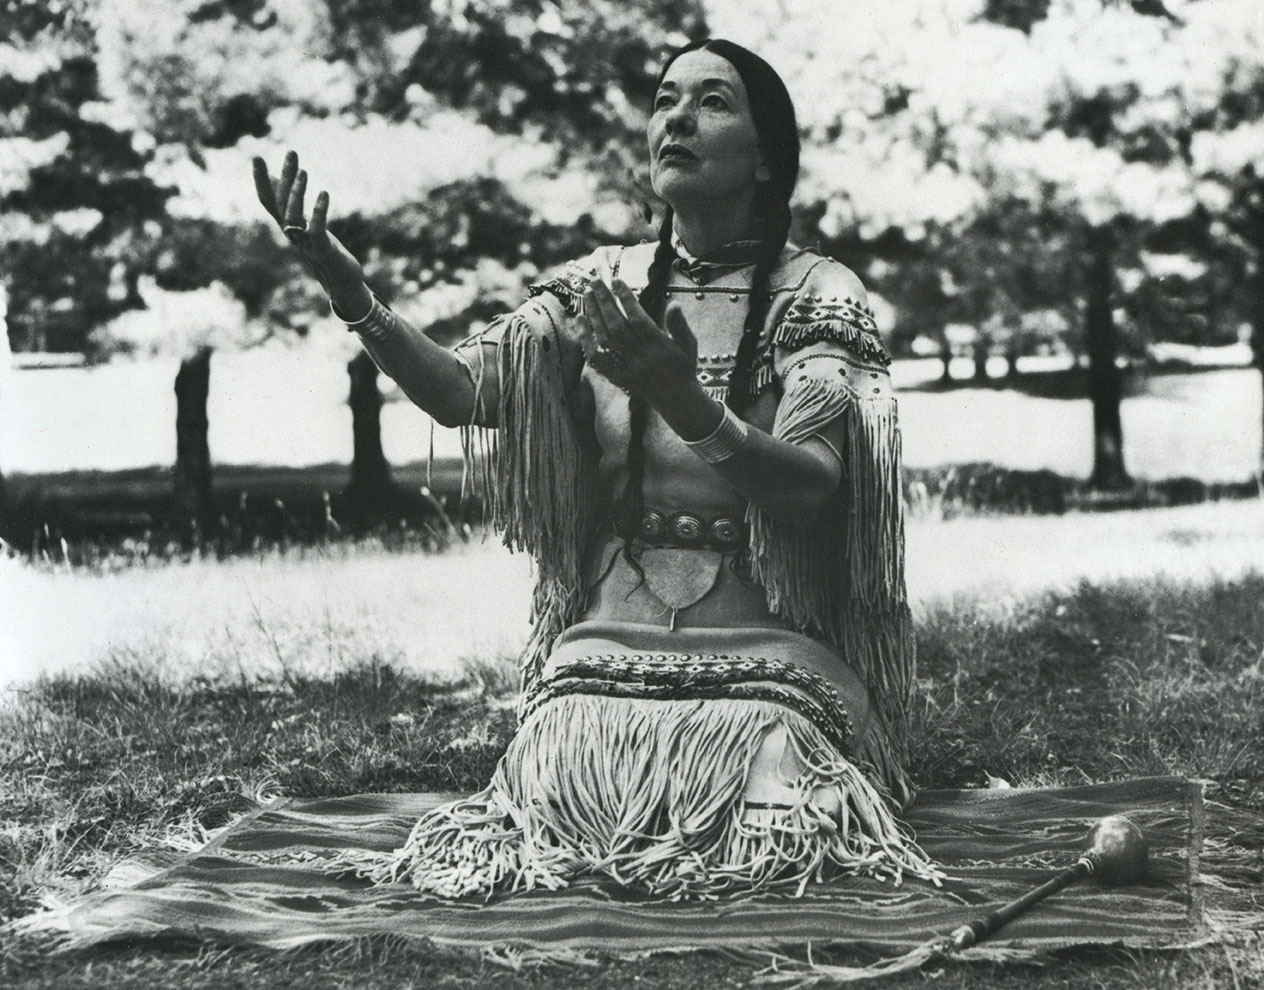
[{"x1": 647, "y1": 49, "x2": 766, "y2": 215}]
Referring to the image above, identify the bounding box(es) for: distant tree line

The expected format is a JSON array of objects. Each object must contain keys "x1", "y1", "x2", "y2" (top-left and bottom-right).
[{"x1": 1, "y1": 0, "x2": 1261, "y2": 544}]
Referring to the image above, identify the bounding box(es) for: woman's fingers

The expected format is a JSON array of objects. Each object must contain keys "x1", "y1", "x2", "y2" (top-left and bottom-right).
[
  {"x1": 252, "y1": 158, "x2": 282, "y2": 221},
  {"x1": 276, "y1": 151, "x2": 298, "y2": 213},
  {"x1": 577, "y1": 313, "x2": 599, "y2": 360},
  {"x1": 284, "y1": 169, "x2": 308, "y2": 228},
  {"x1": 610, "y1": 280, "x2": 661, "y2": 345},
  {"x1": 309, "y1": 190, "x2": 330, "y2": 241},
  {"x1": 587, "y1": 281, "x2": 632, "y2": 350},
  {"x1": 663, "y1": 305, "x2": 698, "y2": 365}
]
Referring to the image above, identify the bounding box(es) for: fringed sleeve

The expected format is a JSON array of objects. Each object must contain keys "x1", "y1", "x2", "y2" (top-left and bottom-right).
[
  {"x1": 746, "y1": 289, "x2": 917, "y2": 807},
  {"x1": 451, "y1": 260, "x2": 602, "y2": 700}
]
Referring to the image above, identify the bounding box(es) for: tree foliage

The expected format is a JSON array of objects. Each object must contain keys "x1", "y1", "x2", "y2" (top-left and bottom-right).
[{"x1": 0, "y1": 0, "x2": 171, "y2": 354}]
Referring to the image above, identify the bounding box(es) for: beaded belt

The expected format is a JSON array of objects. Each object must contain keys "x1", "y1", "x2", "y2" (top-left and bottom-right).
[
  {"x1": 612, "y1": 503, "x2": 749, "y2": 552},
  {"x1": 523, "y1": 654, "x2": 853, "y2": 756}
]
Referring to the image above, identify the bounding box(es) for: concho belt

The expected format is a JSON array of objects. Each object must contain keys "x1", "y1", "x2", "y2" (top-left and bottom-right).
[{"x1": 613, "y1": 503, "x2": 749, "y2": 552}]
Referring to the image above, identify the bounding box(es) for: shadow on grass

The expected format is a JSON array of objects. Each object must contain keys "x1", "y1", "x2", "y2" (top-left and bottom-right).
[
  {"x1": 4, "y1": 459, "x2": 1260, "y2": 562},
  {"x1": 0, "y1": 460, "x2": 481, "y2": 560}
]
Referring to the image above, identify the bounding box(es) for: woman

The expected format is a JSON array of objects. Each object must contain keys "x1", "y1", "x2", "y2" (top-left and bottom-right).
[{"x1": 254, "y1": 38, "x2": 937, "y2": 899}]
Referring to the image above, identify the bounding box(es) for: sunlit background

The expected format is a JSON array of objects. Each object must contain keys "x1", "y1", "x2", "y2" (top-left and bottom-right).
[{"x1": 2, "y1": 0, "x2": 1263, "y2": 684}]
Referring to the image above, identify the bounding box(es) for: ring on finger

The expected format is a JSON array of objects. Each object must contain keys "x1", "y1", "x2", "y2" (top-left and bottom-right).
[
  {"x1": 595, "y1": 345, "x2": 625, "y2": 369},
  {"x1": 283, "y1": 224, "x2": 309, "y2": 246}
]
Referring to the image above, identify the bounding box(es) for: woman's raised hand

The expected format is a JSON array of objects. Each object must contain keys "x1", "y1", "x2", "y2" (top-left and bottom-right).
[
  {"x1": 252, "y1": 150, "x2": 370, "y2": 317},
  {"x1": 580, "y1": 279, "x2": 699, "y2": 401}
]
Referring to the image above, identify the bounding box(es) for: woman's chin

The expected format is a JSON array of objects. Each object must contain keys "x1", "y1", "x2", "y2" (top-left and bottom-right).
[{"x1": 652, "y1": 174, "x2": 758, "y2": 217}]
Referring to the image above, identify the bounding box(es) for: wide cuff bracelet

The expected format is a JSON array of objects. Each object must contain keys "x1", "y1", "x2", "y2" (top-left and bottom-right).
[
  {"x1": 682, "y1": 402, "x2": 748, "y2": 463},
  {"x1": 330, "y1": 294, "x2": 397, "y2": 342}
]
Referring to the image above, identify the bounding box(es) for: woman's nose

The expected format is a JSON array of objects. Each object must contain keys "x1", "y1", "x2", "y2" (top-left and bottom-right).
[{"x1": 665, "y1": 104, "x2": 696, "y2": 135}]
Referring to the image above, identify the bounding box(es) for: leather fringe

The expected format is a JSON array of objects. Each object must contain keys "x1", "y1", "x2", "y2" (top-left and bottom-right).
[
  {"x1": 459, "y1": 314, "x2": 596, "y2": 701},
  {"x1": 358, "y1": 693, "x2": 940, "y2": 899},
  {"x1": 459, "y1": 301, "x2": 913, "y2": 802},
  {"x1": 746, "y1": 376, "x2": 914, "y2": 805}
]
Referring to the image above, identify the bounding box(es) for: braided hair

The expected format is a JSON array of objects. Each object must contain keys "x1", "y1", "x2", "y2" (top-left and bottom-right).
[{"x1": 618, "y1": 39, "x2": 800, "y2": 554}]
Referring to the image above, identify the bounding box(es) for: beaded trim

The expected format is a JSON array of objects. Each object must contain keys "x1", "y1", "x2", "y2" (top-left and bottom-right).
[
  {"x1": 782, "y1": 350, "x2": 887, "y2": 378},
  {"x1": 529, "y1": 262, "x2": 597, "y2": 317},
  {"x1": 522, "y1": 653, "x2": 854, "y2": 755},
  {"x1": 774, "y1": 299, "x2": 890, "y2": 366}
]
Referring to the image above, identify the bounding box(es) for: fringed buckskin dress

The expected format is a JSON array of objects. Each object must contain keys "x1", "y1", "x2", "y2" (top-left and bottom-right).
[{"x1": 363, "y1": 240, "x2": 940, "y2": 899}]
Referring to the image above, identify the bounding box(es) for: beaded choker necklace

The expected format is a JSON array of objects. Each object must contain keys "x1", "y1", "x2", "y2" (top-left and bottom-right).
[{"x1": 671, "y1": 230, "x2": 763, "y2": 284}]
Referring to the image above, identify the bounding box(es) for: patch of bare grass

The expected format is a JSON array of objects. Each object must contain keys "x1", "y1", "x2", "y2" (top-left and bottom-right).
[
  {"x1": 911, "y1": 573, "x2": 1264, "y2": 808},
  {"x1": 0, "y1": 656, "x2": 518, "y2": 931}
]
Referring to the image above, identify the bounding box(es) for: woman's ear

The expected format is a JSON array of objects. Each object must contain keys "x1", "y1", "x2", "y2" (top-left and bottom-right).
[{"x1": 754, "y1": 159, "x2": 772, "y2": 183}]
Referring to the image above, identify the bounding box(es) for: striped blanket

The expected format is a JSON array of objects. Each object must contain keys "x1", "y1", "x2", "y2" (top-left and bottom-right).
[{"x1": 22, "y1": 777, "x2": 1261, "y2": 959}]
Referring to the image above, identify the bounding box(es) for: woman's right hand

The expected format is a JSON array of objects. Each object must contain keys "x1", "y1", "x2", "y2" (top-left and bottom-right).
[{"x1": 252, "y1": 150, "x2": 372, "y2": 319}]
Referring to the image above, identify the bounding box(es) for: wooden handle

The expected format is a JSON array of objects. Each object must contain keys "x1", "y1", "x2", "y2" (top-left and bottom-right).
[{"x1": 947, "y1": 856, "x2": 1095, "y2": 950}]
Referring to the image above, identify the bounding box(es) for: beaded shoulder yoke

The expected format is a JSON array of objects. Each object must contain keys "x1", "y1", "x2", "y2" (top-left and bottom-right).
[{"x1": 466, "y1": 242, "x2": 915, "y2": 804}]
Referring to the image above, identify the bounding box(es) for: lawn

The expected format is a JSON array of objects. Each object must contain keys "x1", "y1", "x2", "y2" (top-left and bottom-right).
[
  {"x1": 2, "y1": 506, "x2": 1262, "y2": 989},
  {"x1": 4, "y1": 351, "x2": 1260, "y2": 481}
]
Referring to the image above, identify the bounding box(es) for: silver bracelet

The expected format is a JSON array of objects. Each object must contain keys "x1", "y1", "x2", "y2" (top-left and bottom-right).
[
  {"x1": 683, "y1": 402, "x2": 749, "y2": 463},
  {"x1": 330, "y1": 294, "x2": 396, "y2": 341}
]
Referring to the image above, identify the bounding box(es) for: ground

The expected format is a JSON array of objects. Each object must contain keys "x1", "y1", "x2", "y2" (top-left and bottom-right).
[{"x1": 2, "y1": 528, "x2": 1261, "y2": 989}]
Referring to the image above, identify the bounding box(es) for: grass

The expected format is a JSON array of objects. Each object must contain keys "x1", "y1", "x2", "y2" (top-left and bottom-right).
[{"x1": 2, "y1": 567, "x2": 1261, "y2": 987}]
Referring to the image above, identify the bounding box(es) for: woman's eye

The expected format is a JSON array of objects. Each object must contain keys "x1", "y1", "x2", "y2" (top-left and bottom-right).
[
  {"x1": 701, "y1": 94, "x2": 728, "y2": 109},
  {"x1": 653, "y1": 95, "x2": 675, "y2": 111}
]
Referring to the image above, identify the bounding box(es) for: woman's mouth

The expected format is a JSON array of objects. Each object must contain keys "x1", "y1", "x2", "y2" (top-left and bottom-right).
[{"x1": 659, "y1": 144, "x2": 698, "y2": 162}]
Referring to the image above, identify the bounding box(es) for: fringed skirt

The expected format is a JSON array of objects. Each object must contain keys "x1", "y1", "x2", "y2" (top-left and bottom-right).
[{"x1": 357, "y1": 626, "x2": 940, "y2": 899}]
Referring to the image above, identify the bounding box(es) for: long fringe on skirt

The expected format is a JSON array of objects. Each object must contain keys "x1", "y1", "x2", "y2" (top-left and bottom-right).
[{"x1": 351, "y1": 695, "x2": 941, "y2": 900}]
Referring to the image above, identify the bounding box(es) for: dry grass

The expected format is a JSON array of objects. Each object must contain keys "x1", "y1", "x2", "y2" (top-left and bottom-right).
[{"x1": 1, "y1": 557, "x2": 1262, "y2": 987}]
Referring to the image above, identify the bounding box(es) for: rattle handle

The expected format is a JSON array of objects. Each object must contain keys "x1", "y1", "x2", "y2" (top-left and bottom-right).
[{"x1": 948, "y1": 854, "x2": 1097, "y2": 951}]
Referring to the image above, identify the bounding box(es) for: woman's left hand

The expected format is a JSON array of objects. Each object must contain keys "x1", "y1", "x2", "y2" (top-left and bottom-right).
[{"x1": 579, "y1": 279, "x2": 698, "y2": 402}]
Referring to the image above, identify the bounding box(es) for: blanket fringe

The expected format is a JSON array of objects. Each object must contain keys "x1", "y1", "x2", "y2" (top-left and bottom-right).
[
  {"x1": 1200, "y1": 800, "x2": 1264, "y2": 935},
  {"x1": 755, "y1": 943, "x2": 1047, "y2": 988},
  {"x1": 356, "y1": 694, "x2": 939, "y2": 900}
]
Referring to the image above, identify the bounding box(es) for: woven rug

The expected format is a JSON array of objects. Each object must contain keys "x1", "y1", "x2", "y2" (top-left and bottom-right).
[{"x1": 22, "y1": 777, "x2": 1262, "y2": 958}]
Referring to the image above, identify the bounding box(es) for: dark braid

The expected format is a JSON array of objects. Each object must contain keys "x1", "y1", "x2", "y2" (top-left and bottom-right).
[
  {"x1": 726, "y1": 199, "x2": 793, "y2": 412},
  {"x1": 612, "y1": 37, "x2": 799, "y2": 574},
  {"x1": 616, "y1": 212, "x2": 676, "y2": 574}
]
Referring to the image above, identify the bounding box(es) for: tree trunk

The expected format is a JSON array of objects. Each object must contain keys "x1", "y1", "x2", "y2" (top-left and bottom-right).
[
  {"x1": 1084, "y1": 225, "x2": 1130, "y2": 491},
  {"x1": 347, "y1": 349, "x2": 393, "y2": 505},
  {"x1": 0, "y1": 289, "x2": 8, "y2": 540},
  {"x1": 1257, "y1": 359, "x2": 1264, "y2": 494},
  {"x1": 973, "y1": 334, "x2": 990, "y2": 383},
  {"x1": 1251, "y1": 192, "x2": 1264, "y2": 493},
  {"x1": 939, "y1": 332, "x2": 953, "y2": 383},
  {"x1": 1005, "y1": 342, "x2": 1020, "y2": 379},
  {"x1": 1250, "y1": 263, "x2": 1264, "y2": 492},
  {"x1": 174, "y1": 345, "x2": 215, "y2": 540}
]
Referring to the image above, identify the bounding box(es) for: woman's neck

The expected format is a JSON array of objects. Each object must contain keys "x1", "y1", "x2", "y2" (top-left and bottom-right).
[{"x1": 671, "y1": 202, "x2": 760, "y2": 259}]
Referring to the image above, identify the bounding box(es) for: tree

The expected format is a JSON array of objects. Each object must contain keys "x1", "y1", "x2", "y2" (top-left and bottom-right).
[
  {"x1": 85, "y1": 0, "x2": 707, "y2": 531},
  {"x1": 1181, "y1": 0, "x2": 1264, "y2": 484},
  {"x1": 0, "y1": 0, "x2": 171, "y2": 356},
  {"x1": 720, "y1": 0, "x2": 1255, "y2": 491},
  {"x1": 92, "y1": 278, "x2": 261, "y2": 535},
  {"x1": 0, "y1": 284, "x2": 9, "y2": 531}
]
